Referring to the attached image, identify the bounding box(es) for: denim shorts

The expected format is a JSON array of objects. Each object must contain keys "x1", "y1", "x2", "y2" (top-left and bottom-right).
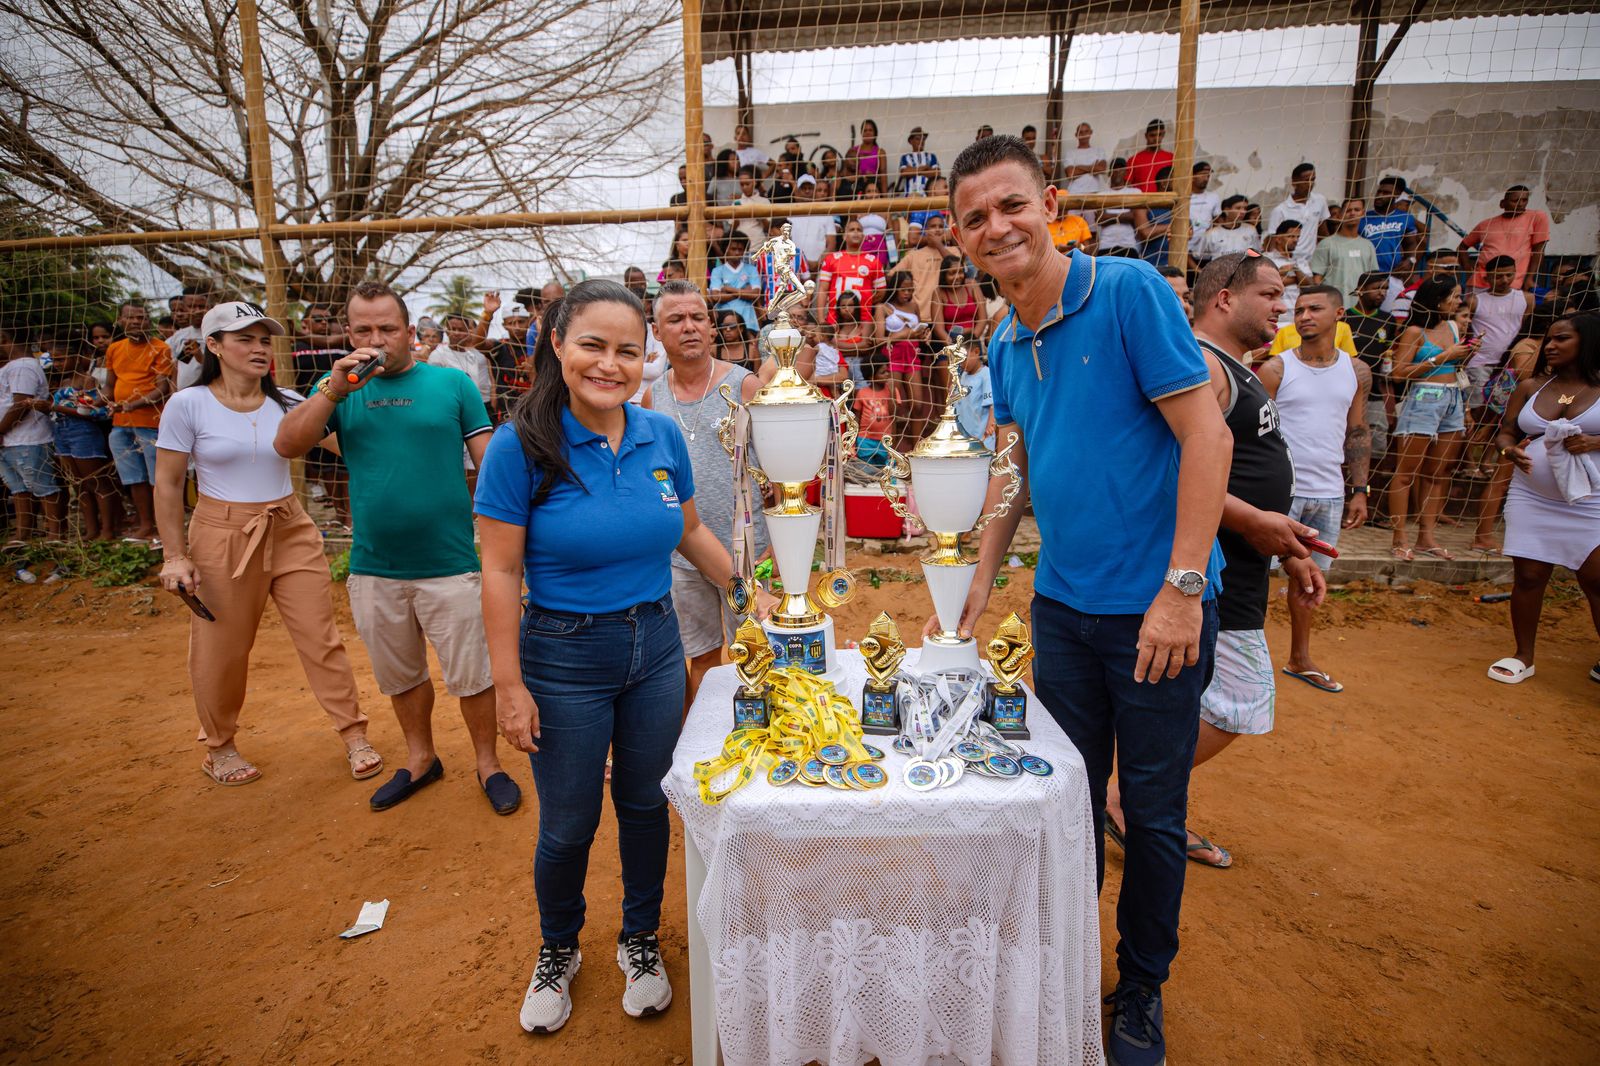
[
  {"x1": 109, "y1": 425, "x2": 159, "y2": 485},
  {"x1": 1272, "y1": 495, "x2": 1343, "y2": 573},
  {"x1": 0, "y1": 443, "x2": 61, "y2": 496},
  {"x1": 1394, "y1": 383, "x2": 1465, "y2": 438},
  {"x1": 54, "y1": 417, "x2": 110, "y2": 460}
]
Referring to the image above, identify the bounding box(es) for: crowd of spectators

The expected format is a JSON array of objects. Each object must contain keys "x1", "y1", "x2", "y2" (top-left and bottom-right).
[{"x1": 1, "y1": 118, "x2": 1591, "y2": 571}]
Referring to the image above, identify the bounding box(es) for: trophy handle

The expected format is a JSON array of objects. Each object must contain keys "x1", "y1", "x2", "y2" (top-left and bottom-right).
[
  {"x1": 717, "y1": 381, "x2": 770, "y2": 489},
  {"x1": 831, "y1": 379, "x2": 859, "y2": 464},
  {"x1": 972, "y1": 429, "x2": 1024, "y2": 535},
  {"x1": 876, "y1": 435, "x2": 915, "y2": 520}
]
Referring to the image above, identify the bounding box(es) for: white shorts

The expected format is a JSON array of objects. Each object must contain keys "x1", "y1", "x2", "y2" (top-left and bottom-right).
[
  {"x1": 1199, "y1": 629, "x2": 1276, "y2": 735},
  {"x1": 347, "y1": 572, "x2": 492, "y2": 697},
  {"x1": 670, "y1": 565, "x2": 738, "y2": 658}
]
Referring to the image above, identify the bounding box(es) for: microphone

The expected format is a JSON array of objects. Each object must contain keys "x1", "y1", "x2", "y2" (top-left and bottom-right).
[{"x1": 345, "y1": 356, "x2": 383, "y2": 385}]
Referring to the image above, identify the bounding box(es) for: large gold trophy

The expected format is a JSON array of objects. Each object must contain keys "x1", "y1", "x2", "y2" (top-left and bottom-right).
[
  {"x1": 719, "y1": 225, "x2": 859, "y2": 675},
  {"x1": 880, "y1": 334, "x2": 1022, "y2": 674}
]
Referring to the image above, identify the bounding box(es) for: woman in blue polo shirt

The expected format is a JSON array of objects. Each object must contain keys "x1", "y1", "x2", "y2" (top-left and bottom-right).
[{"x1": 475, "y1": 279, "x2": 747, "y2": 1035}]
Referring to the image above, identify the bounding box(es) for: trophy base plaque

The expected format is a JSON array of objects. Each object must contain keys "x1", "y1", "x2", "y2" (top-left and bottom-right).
[
  {"x1": 859, "y1": 685, "x2": 901, "y2": 735},
  {"x1": 915, "y1": 635, "x2": 981, "y2": 675},
  {"x1": 733, "y1": 689, "x2": 771, "y2": 730},
  {"x1": 767, "y1": 616, "x2": 836, "y2": 676},
  {"x1": 983, "y1": 682, "x2": 1030, "y2": 739}
]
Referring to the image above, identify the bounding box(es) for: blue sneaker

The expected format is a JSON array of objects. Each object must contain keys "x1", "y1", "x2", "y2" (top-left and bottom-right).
[{"x1": 1105, "y1": 981, "x2": 1165, "y2": 1066}]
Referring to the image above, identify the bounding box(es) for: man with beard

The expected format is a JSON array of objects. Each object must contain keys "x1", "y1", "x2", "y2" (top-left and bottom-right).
[{"x1": 1106, "y1": 250, "x2": 1326, "y2": 868}]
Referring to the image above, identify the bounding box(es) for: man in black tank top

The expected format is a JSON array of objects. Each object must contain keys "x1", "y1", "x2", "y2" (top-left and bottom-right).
[{"x1": 1105, "y1": 251, "x2": 1328, "y2": 868}]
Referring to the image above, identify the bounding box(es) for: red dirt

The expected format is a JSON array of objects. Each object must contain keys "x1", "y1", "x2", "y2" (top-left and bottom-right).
[{"x1": 0, "y1": 557, "x2": 1595, "y2": 1063}]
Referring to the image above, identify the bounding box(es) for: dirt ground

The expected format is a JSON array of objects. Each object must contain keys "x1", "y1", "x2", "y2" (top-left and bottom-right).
[{"x1": 1, "y1": 555, "x2": 1596, "y2": 1064}]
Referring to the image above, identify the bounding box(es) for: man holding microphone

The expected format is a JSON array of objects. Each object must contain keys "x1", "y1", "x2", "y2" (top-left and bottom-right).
[{"x1": 275, "y1": 281, "x2": 519, "y2": 816}]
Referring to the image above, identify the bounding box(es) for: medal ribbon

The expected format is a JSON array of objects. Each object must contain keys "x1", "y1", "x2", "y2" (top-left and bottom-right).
[
  {"x1": 821, "y1": 402, "x2": 846, "y2": 573},
  {"x1": 693, "y1": 668, "x2": 867, "y2": 804},
  {"x1": 729, "y1": 405, "x2": 757, "y2": 616}
]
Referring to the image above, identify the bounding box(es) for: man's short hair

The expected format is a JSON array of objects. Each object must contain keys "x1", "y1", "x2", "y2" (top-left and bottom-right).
[
  {"x1": 1192, "y1": 161, "x2": 1211, "y2": 174},
  {"x1": 1021, "y1": 124, "x2": 1036, "y2": 136},
  {"x1": 1377, "y1": 175, "x2": 1404, "y2": 190},
  {"x1": 443, "y1": 313, "x2": 471, "y2": 330},
  {"x1": 948, "y1": 134, "x2": 1045, "y2": 212},
  {"x1": 1484, "y1": 254, "x2": 1517, "y2": 272},
  {"x1": 1298, "y1": 284, "x2": 1344, "y2": 305},
  {"x1": 653, "y1": 278, "x2": 706, "y2": 318},
  {"x1": 1158, "y1": 265, "x2": 1185, "y2": 280},
  {"x1": 1193, "y1": 251, "x2": 1276, "y2": 310},
  {"x1": 1507, "y1": 184, "x2": 1530, "y2": 195},
  {"x1": 1431, "y1": 249, "x2": 1459, "y2": 263},
  {"x1": 1291, "y1": 162, "x2": 1316, "y2": 180},
  {"x1": 1357, "y1": 271, "x2": 1388, "y2": 290},
  {"x1": 168, "y1": 295, "x2": 183, "y2": 310},
  {"x1": 1146, "y1": 119, "x2": 1165, "y2": 133},
  {"x1": 1110, "y1": 156, "x2": 1128, "y2": 170},
  {"x1": 1220, "y1": 194, "x2": 1248, "y2": 211},
  {"x1": 1274, "y1": 218, "x2": 1301, "y2": 236},
  {"x1": 346, "y1": 280, "x2": 410, "y2": 326},
  {"x1": 119, "y1": 301, "x2": 145, "y2": 314}
]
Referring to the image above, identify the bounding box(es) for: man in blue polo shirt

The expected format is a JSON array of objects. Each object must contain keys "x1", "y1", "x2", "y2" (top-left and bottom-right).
[{"x1": 941, "y1": 136, "x2": 1232, "y2": 1066}]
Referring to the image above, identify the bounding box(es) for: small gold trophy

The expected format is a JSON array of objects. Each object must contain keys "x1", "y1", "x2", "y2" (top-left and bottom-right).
[
  {"x1": 857, "y1": 612, "x2": 907, "y2": 735},
  {"x1": 983, "y1": 613, "x2": 1034, "y2": 739},
  {"x1": 730, "y1": 616, "x2": 777, "y2": 729}
]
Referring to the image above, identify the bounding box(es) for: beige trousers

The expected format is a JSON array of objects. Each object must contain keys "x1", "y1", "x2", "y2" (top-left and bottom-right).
[{"x1": 187, "y1": 494, "x2": 366, "y2": 750}]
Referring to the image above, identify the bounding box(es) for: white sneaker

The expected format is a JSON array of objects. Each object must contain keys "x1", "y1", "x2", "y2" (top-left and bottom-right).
[
  {"x1": 617, "y1": 932, "x2": 672, "y2": 1017},
  {"x1": 520, "y1": 943, "x2": 581, "y2": 1034}
]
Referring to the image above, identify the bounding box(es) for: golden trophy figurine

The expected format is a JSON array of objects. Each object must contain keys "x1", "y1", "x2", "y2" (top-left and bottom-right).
[
  {"x1": 983, "y1": 613, "x2": 1034, "y2": 738},
  {"x1": 857, "y1": 612, "x2": 907, "y2": 735},
  {"x1": 730, "y1": 617, "x2": 777, "y2": 729}
]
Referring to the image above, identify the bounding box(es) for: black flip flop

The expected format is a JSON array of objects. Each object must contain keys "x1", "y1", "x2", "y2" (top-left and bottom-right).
[
  {"x1": 479, "y1": 771, "x2": 522, "y2": 815},
  {"x1": 1103, "y1": 810, "x2": 1126, "y2": 853},
  {"x1": 369, "y1": 757, "x2": 444, "y2": 811},
  {"x1": 1186, "y1": 834, "x2": 1233, "y2": 868}
]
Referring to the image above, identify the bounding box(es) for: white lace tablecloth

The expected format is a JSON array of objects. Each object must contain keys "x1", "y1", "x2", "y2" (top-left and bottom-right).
[{"x1": 663, "y1": 650, "x2": 1104, "y2": 1066}]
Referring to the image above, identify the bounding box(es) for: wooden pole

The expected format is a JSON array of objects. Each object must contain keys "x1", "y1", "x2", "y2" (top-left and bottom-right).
[
  {"x1": 1167, "y1": 0, "x2": 1201, "y2": 273},
  {"x1": 682, "y1": 0, "x2": 709, "y2": 290},
  {"x1": 237, "y1": 0, "x2": 291, "y2": 383},
  {"x1": 1346, "y1": 0, "x2": 1381, "y2": 199}
]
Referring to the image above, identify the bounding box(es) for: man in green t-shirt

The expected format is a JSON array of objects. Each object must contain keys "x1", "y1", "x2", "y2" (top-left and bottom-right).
[
  {"x1": 1310, "y1": 198, "x2": 1380, "y2": 307},
  {"x1": 276, "y1": 281, "x2": 518, "y2": 816}
]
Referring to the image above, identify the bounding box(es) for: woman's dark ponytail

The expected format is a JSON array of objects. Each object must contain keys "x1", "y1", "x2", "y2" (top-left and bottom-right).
[{"x1": 509, "y1": 279, "x2": 647, "y2": 506}]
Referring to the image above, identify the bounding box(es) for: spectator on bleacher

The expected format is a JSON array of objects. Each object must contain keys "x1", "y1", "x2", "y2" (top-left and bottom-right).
[
  {"x1": 154, "y1": 302, "x2": 380, "y2": 787},
  {"x1": 105, "y1": 301, "x2": 174, "y2": 544},
  {"x1": 889, "y1": 212, "x2": 954, "y2": 321},
  {"x1": 495, "y1": 302, "x2": 534, "y2": 404},
  {"x1": 732, "y1": 166, "x2": 771, "y2": 246},
  {"x1": 1392, "y1": 249, "x2": 1459, "y2": 321},
  {"x1": 815, "y1": 147, "x2": 842, "y2": 184},
  {"x1": 1360, "y1": 176, "x2": 1424, "y2": 274},
  {"x1": 1096, "y1": 158, "x2": 1141, "y2": 258},
  {"x1": 1267, "y1": 162, "x2": 1329, "y2": 269},
  {"x1": 732, "y1": 124, "x2": 772, "y2": 178},
  {"x1": 852, "y1": 354, "x2": 895, "y2": 468},
  {"x1": 1020, "y1": 125, "x2": 1054, "y2": 179},
  {"x1": 666, "y1": 226, "x2": 692, "y2": 276},
  {"x1": 1310, "y1": 198, "x2": 1380, "y2": 307},
  {"x1": 155, "y1": 315, "x2": 175, "y2": 341},
  {"x1": 1193, "y1": 195, "x2": 1261, "y2": 264},
  {"x1": 710, "y1": 149, "x2": 741, "y2": 206},
  {"x1": 856, "y1": 195, "x2": 892, "y2": 270},
  {"x1": 1127, "y1": 118, "x2": 1173, "y2": 192},
  {"x1": 974, "y1": 124, "x2": 993, "y2": 140},
  {"x1": 909, "y1": 175, "x2": 949, "y2": 232},
  {"x1": 934, "y1": 253, "x2": 987, "y2": 345},
  {"x1": 165, "y1": 289, "x2": 207, "y2": 390},
  {"x1": 47, "y1": 346, "x2": 117, "y2": 541},
  {"x1": 1243, "y1": 202, "x2": 1263, "y2": 238},
  {"x1": 1487, "y1": 312, "x2": 1600, "y2": 685},
  {"x1": 623, "y1": 267, "x2": 650, "y2": 306},
  {"x1": 1048, "y1": 198, "x2": 1093, "y2": 253},
  {"x1": 830, "y1": 291, "x2": 876, "y2": 393},
  {"x1": 1470, "y1": 301, "x2": 1563, "y2": 552},
  {"x1": 1464, "y1": 255, "x2": 1534, "y2": 470},
  {"x1": 669, "y1": 164, "x2": 688, "y2": 207},
  {"x1": 1160, "y1": 265, "x2": 1193, "y2": 322},
  {"x1": 710, "y1": 233, "x2": 762, "y2": 333},
  {"x1": 1346, "y1": 271, "x2": 1397, "y2": 471},
  {"x1": 788, "y1": 175, "x2": 838, "y2": 266},
  {"x1": 1386, "y1": 276, "x2": 1478, "y2": 561},
  {"x1": 769, "y1": 163, "x2": 796, "y2": 205},
  {"x1": 1187, "y1": 162, "x2": 1221, "y2": 255},
  {"x1": 1461, "y1": 185, "x2": 1550, "y2": 293},
  {"x1": 1061, "y1": 122, "x2": 1107, "y2": 198},
  {"x1": 1264, "y1": 220, "x2": 1308, "y2": 326},
  {"x1": 276, "y1": 280, "x2": 513, "y2": 815},
  {"x1": 1133, "y1": 165, "x2": 1175, "y2": 268},
  {"x1": 714, "y1": 310, "x2": 759, "y2": 372},
  {"x1": 431, "y1": 313, "x2": 495, "y2": 408},
  {"x1": 817, "y1": 218, "x2": 886, "y2": 325},
  {"x1": 0, "y1": 324, "x2": 66, "y2": 546},
  {"x1": 777, "y1": 136, "x2": 808, "y2": 182},
  {"x1": 845, "y1": 119, "x2": 886, "y2": 189},
  {"x1": 898, "y1": 127, "x2": 938, "y2": 197}
]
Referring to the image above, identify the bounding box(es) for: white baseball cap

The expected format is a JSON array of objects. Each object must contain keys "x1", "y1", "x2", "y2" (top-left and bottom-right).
[
  {"x1": 201, "y1": 301, "x2": 286, "y2": 340},
  {"x1": 796, "y1": 174, "x2": 817, "y2": 188},
  {"x1": 503, "y1": 303, "x2": 531, "y2": 318}
]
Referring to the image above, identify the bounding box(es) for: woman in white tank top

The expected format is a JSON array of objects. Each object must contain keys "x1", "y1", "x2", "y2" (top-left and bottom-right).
[{"x1": 154, "y1": 303, "x2": 379, "y2": 787}]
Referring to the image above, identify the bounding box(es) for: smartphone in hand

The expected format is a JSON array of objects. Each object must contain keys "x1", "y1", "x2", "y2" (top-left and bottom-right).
[{"x1": 175, "y1": 586, "x2": 216, "y2": 621}]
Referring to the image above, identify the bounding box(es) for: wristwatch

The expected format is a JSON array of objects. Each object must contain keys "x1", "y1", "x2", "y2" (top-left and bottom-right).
[
  {"x1": 1352, "y1": 485, "x2": 1370, "y2": 495},
  {"x1": 1164, "y1": 568, "x2": 1207, "y2": 596}
]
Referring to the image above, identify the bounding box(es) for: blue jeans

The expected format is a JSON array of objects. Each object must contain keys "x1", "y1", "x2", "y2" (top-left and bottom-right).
[
  {"x1": 109, "y1": 425, "x2": 158, "y2": 485},
  {"x1": 1030, "y1": 592, "x2": 1218, "y2": 989},
  {"x1": 519, "y1": 593, "x2": 685, "y2": 946}
]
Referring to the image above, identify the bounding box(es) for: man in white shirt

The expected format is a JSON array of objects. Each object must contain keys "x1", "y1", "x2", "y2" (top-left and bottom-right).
[
  {"x1": 1095, "y1": 157, "x2": 1141, "y2": 257},
  {"x1": 1060, "y1": 122, "x2": 1107, "y2": 196},
  {"x1": 732, "y1": 123, "x2": 772, "y2": 178},
  {"x1": 164, "y1": 289, "x2": 211, "y2": 389},
  {"x1": 429, "y1": 313, "x2": 494, "y2": 407},
  {"x1": 1187, "y1": 162, "x2": 1221, "y2": 255},
  {"x1": 787, "y1": 175, "x2": 838, "y2": 266},
  {"x1": 0, "y1": 325, "x2": 66, "y2": 541},
  {"x1": 732, "y1": 166, "x2": 772, "y2": 246},
  {"x1": 1193, "y1": 195, "x2": 1262, "y2": 264},
  {"x1": 1267, "y1": 162, "x2": 1330, "y2": 269}
]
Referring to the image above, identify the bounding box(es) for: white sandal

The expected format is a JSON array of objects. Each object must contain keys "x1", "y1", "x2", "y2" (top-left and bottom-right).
[{"x1": 1487, "y1": 657, "x2": 1535, "y2": 685}]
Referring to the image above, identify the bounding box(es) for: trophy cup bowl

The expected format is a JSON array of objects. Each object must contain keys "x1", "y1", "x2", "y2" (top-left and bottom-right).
[
  {"x1": 719, "y1": 309, "x2": 857, "y2": 676},
  {"x1": 881, "y1": 336, "x2": 1021, "y2": 675}
]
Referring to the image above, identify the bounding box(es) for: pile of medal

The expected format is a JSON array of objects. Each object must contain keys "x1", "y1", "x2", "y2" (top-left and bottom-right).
[
  {"x1": 894, "y1": 672, "x2": 1053, "y2": 792},
  {"x1": 694, "y1": 668, "x2": 887, "y2": 803}
]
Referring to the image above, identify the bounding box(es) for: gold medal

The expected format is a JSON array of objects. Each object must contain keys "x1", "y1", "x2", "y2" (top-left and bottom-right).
[{"x1": 814, "y1": 568, "x2": 856, "y2": 608}]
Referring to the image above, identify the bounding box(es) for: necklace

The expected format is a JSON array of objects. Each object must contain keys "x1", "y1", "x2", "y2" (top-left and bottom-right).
[{"x1": 671, "y1": 362, "x2": 718, "y2": 442}]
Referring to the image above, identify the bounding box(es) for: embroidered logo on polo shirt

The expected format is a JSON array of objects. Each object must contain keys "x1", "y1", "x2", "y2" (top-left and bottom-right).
[{"x1": 653, "y1": 468, "x2": 680, "y2": 507}]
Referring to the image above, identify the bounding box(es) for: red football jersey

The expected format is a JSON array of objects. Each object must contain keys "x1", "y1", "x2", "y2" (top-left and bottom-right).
[{"x1": 818, "y1": 251, "x2": 886, "y2": 323}]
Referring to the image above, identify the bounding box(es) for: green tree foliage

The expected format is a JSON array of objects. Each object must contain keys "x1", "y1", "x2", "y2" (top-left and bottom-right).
[
  {"x1": 427, "y1": 276, "x2": 481, "y2": 320},
  {"x1": 0, "y1": 187, "x2": 125, "y2": 336}
]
